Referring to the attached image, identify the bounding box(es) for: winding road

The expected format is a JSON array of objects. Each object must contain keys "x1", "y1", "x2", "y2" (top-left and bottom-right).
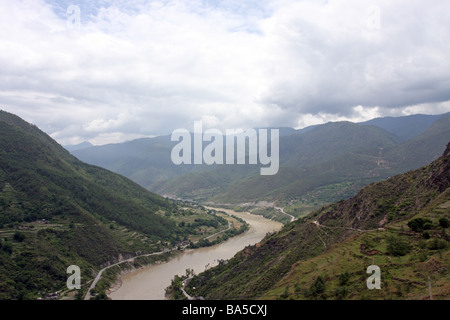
[
  {"x1": 275, "y1": 207, "x2": 296, "y2": 222},
  {"x1": 205, "y1": 221, "x2": 232, "y2": 240},
  {"x1": 84, "y1": 250, "x2": 171, "y2": 300},
  {"x1": 84, "y1": 210, "x2": 237, "y2": 299}
]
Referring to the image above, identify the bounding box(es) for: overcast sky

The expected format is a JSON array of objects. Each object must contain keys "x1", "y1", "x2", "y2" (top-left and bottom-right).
[{"x1": 1, "y1": 0, "x2": 449, "y2": 145}]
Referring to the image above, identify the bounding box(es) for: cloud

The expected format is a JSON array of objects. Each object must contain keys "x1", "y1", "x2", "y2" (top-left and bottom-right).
[
  {"x1": 0, "y1": 0, "x2": 449, "y2": 144},
  {"x1": 259, "y1": 0, "x2": 450, "y2": 116}
]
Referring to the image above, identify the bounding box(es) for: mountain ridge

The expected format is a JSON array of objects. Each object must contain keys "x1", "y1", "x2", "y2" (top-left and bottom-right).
[
  {"x1": 72, "y1": 113, "x2": 450, "y2": 210},
  {"x1": 154, "y1": 114, "x2": 450, "y2": 208}
]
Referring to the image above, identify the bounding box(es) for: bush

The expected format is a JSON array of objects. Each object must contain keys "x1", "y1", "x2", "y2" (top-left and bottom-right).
[
  {"x1": 439, "y1": 218, "x2": 449, "y2": 229},
  {"x1": 308, "y1": 276, "x2": 325, "y2": 297},
  {"x1": 338, "y1": 272, "x2": 351, "y2": 286},
  {"x1": 428, "y1": 238, "x2": 448, "y2": 250},
  {"x1": 334, "y1": 287, "x2": 349, "y2": 300},
  {"x1": 407, "y1": 218, "x2": 433, "y2": 232},
  {"x1": 1, "y1": 242, "x2": 12, "y2": 254},
  {"x1": 386, "y1": 236, "x2": 410, "y2": 256},
  {"x1": 13, "y1": 231, "x2": 25, "y2": 242}
]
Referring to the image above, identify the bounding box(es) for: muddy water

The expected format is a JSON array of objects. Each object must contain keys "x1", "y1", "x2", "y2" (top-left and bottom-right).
[{"x1": 109, "y1": 208, "x2": 283, "y2": 300}]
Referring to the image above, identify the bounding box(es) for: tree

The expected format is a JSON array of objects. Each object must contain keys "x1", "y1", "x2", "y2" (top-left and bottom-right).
[
  {"x1": 308, "y1": 276, "x2": 325, "y2": 297},
  {"x1": 407, "y1": 218, "x2": 433, "y2": 232}
]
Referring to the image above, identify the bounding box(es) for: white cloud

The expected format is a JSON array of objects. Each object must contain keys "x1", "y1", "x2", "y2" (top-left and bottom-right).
[{"x1": 0, "y1": 0, "x2": 449, "y2": 144}]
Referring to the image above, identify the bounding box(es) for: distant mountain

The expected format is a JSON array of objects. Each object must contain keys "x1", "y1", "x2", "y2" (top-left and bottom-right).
[
  {"x1": 155, "y1": 115, "x2": 450, "y2": 205},
  {"x1": 64, "y1": 141, "x2": 94, "y2": 152},
  {"x1": 72, "y1": 113, "x2": 450, "y2": 211},
  {"x1": 72, "y1": 135, "x2": 212, "y2": 189},
  {"x1": 279, "y1": 121, "x2": 400, "y2": 168},
  {"x1": 360, "y1": 113, "x2": 447, "y2": 141},
  {"x1": 183, "y1": 142, "x2": 450, "y2": 300},
  {"x1": 256, "y1": 127, "x2": 297, "y2": 137}
]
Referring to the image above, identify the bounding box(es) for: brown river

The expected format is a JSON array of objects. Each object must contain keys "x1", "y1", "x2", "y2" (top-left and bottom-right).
[{"x1": 109, "y1": 207, "x2": 283, "y2": 300}]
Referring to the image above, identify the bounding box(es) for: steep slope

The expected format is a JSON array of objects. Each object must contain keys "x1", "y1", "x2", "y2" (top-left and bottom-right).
[
  {"x1": 0, "y1": 111, "x2": 178, "y2": 238},
  {"x1": 0, "y1": 110, "x2": 227, "y2": 299},
  {"x1": 185, "y1": 142, "x2": 450, "y2": 300}
]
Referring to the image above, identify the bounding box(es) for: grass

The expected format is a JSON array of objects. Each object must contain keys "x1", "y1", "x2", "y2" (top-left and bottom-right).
[{"x1": 262, "y1": 221, "x2": 449, "y2": 300}]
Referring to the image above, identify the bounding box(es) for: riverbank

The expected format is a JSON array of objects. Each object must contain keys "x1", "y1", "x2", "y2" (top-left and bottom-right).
[
  {"x1": 82, "y1": 206, "x2": 247, "y2": 299},
  {"x1": 106, "y1": 253, "x2": 176, "y2": 297},
  {"x1": 88, "y1": 250, "x2": 176, "y2": 300},
  {"x1": 109, "y1": 207, "x2": 282, "y2": 300}
]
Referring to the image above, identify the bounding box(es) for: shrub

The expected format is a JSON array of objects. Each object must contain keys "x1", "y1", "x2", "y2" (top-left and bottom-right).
[
  {"x1": 428, "y1": 238, "x2": 448, "y2": 250},
  {"x1": 439, "y1": 218, "x2": 449, "y2": 229},
  {"x1": 308, "y1": 276, "x2": 325, "y2": 297},
  {"x1": 338, "y1": 271, "x2": 351, "y2": 286},
  {"x1": 13, "y1": 231, "x2": 25, "y2": 242},
  {"x1": 1, "y1": 242, "x2": 12, "y2": 254},
  {"x1": 334, "y1": 287, "x2": 349, "y2": 300},
  {"x1": 386, "y1": 236, "x2": 410, "y2": 256},
  {"x1": 407, "y1": 218, "x2": 433, "y2": 232}
]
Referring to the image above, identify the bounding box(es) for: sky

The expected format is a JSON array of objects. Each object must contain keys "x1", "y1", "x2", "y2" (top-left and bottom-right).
[{"x1": 0, "y1": 0, "x2": 449, "y2": 145}]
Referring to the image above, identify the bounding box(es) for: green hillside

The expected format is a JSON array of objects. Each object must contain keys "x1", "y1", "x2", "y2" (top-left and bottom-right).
[
  {"x1": 0, "y1": 111, "x2": 179, "y2": 238},
  {"x1": 183, "y1": 142, "x2": 450, "y2": 300},
  {"x1": 0, "y1": 110, "x2": 235, "y2": 299}
]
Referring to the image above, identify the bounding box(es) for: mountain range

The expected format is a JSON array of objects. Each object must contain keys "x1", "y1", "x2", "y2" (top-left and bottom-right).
[
  {"x1": 1, "y1": 109, "x2": 448, "y2": 300},
  {"x1": 72, "y1": 113, "x2": 450, "y2": 217}
]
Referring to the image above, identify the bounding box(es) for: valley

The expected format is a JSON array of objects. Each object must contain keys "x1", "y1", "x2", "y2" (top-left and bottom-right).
[
  {"x1": 73, "y1": 113, "x2": 450, "y2": 223},
  {"x1": 109, "y1": 207, "x2": 282, "y2": 300},
  {"x1": 0, "y1": 111, "x2": 249, "y2": 300},
  {"x1": 2, "y1": 0, "x2": 450, "y2": 305},
  {"x1": 1, "y1": 110, "x2": 449, "y2": 300}
]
